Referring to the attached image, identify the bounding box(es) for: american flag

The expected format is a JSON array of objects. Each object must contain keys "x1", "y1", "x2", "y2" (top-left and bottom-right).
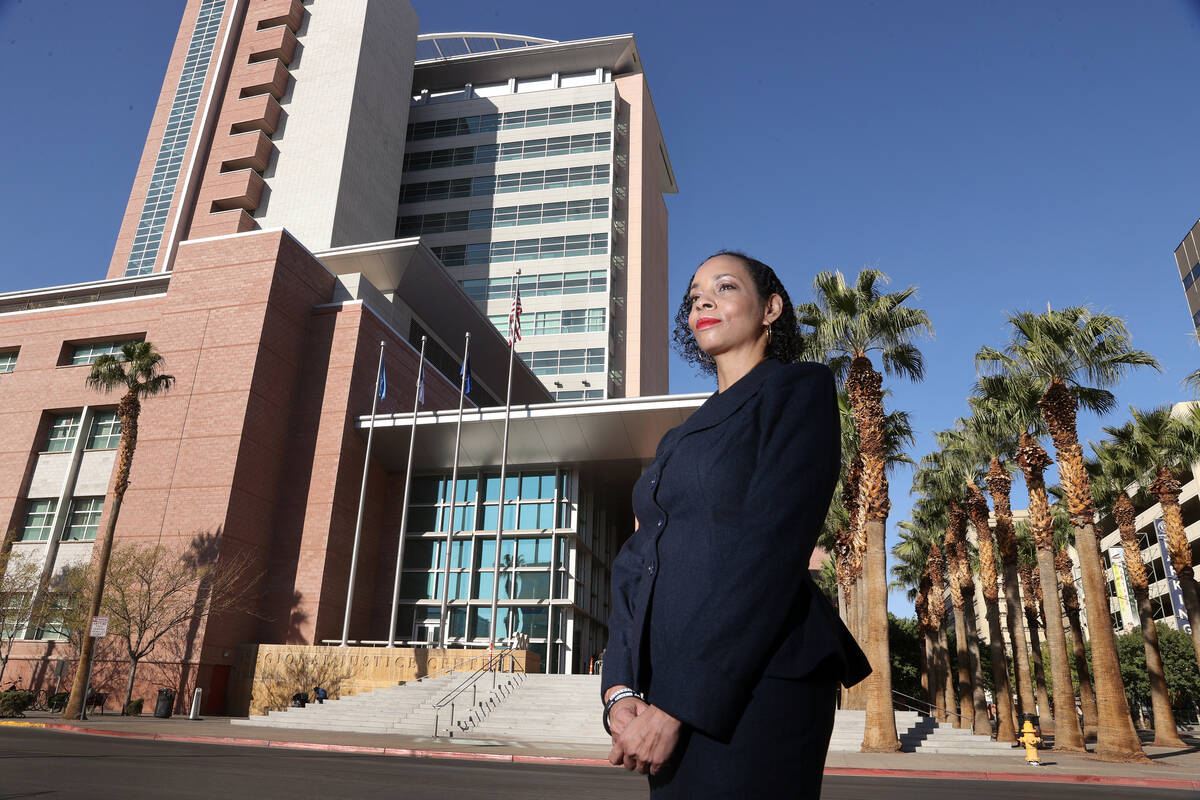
[{"x1": 508, "y1": 287, "x2": 523, "y2": 344}]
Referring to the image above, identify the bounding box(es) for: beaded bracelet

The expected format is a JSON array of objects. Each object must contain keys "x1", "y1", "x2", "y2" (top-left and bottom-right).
[{"x1": 602, "y1": 688, "x2": 644, "y2": 735}]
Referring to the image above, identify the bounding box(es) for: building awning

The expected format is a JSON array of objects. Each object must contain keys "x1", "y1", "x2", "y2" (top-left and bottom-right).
[{"x1": 358, "y1": 393, "x2": 708, "y2": 472}]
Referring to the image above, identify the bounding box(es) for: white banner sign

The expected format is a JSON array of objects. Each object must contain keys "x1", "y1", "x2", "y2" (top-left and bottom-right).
[{"x1": 90, "y1": 616, "x2": 109, "y2": 638}]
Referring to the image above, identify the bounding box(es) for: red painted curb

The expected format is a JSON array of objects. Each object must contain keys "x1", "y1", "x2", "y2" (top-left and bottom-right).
[
  {"x1": 25, "y1": 724, "x2": 1200, "y2": 789},
  {"x1": 825, "y1": 767, "x2": 1200, "y2": 791}
]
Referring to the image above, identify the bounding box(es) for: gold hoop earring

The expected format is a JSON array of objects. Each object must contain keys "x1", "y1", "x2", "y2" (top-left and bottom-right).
[{"x1": 765, "y1": 325, "x2": 773, "y2": 344}]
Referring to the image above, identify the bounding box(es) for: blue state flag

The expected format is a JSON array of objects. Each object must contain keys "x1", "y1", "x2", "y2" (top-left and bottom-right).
[
  {"x1": 378, "y1": 361, "x2": 387, "y2": 399},
  {"x1": 461, "y1": 355, "x2": 472, "y2": 394}
]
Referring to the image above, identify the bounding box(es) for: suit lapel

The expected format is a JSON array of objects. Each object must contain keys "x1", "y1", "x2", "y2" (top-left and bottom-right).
[{"x1": 671, "y1": 358, "x2": 783, "y2": 441}]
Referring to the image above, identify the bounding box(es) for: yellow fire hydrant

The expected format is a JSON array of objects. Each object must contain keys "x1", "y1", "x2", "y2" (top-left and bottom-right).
[{"x1": 1018, "y1": 718, "x2": 1042, "y2": 766}]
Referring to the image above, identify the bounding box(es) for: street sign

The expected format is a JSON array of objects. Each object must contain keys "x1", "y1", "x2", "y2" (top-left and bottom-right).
[{"x1": 90, "y1": 616, "x2": 109, "y2": 638}]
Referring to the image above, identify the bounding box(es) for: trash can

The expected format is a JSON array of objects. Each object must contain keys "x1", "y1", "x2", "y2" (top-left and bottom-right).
[{"x1": 154, "y1": 688, "x2": 175, "y2": 718}]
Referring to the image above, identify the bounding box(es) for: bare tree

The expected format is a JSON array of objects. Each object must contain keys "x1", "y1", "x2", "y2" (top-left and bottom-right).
[
  {"x1": 0, "y1": 550, "x2": 44, "y2": 686},
  {"x1": 93, "y1": 539, "x2": 258, "y2": 709}
]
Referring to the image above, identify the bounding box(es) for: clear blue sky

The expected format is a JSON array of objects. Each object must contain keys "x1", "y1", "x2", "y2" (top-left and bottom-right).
[{"x1": 3, "y1": 0, "x2": 1200, "y2": 616}]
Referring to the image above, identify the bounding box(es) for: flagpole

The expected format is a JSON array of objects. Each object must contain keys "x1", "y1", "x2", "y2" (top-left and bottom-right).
[
  {"x1": 341, "y1": 341, "x2": 385, "y2": 647},
  {"x1": 388, "y1": 335, "x2": 428, "y2": 648},
  {"x1": 438, "y1": 332, "x2": 471, "y2": 647},
  {"x1": 489, "y1": 270, "x2": 520, "y2": 650}
]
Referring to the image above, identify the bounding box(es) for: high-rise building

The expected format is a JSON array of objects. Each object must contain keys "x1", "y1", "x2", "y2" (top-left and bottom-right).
[
  {"x1": 0, "y1": 0, "x2": 683, "y2": 709},
  {"x1": 1174, "y1": 218, "x2": 1200, "y2": 330}
]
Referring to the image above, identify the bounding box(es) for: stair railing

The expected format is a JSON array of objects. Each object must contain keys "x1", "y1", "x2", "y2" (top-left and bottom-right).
[
  {"x1": 431, "y1": 647, "x2": 527, "y2": 737},
  {"x1": 891, "y1": 689, "x2": 968, "y2": 723}
]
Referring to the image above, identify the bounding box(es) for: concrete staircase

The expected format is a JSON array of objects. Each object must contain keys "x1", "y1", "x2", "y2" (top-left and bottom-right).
[
  {"x1": 231, "y1": 671, "x2": 526, "y2": 737},
  {"x1": 830, "y1": 710, "x2": 1018, "y2": 755},
  {"x1": 465, "y1": 673, "x2": 609, "y2": 745},
  {"x1": 233, "y1": 673, "x2": 1016, "y2": 756}
]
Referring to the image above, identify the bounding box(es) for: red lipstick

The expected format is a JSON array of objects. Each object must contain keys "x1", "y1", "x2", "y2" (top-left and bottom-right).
[{"x1": 695, "y1": 317, "x2": 720, "y2": 331}]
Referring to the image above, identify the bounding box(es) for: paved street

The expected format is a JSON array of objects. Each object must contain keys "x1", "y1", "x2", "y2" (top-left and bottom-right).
[{"x1": 1, "y1": 728, "x2": 1193, "y2": 799}]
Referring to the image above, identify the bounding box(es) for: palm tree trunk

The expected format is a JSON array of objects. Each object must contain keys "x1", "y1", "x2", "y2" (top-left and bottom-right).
[
  {"x1": 1037, "y1": 549, "x2": 1085, "y2": 750},
  {"x1": 1135, "y1": 589, "x2": 1185, "y2": 747},
  {"x1": 938, "y1": 618, "x2": 955, "y2": 724},
  {"x1": 1024, "y1": 607, "x2": 1052, "y2": 732},
  {"x1": 1073, "y1": 521, "x2": 1149, "y2": 761},
  {"x1": 986, "y1": 460, "x2": 1037, "y2": 718},
  {"x1": 1116, "y1": 492, "x2": 1185, "y2": 748},
  {"x1": 861, "y1": 517, "x2": 900, "y2": 751},
  {"x1": 922, "y1": 624, "x2": 935, "y2": 708},
  {"x1": 1064, "y1": 605, "x2": 1098, "y2": 735},
  {"x1": 983, "y1": 601, "x2": 1018, "y2": 741},
  {"x1": 960, "y1": 595, "x2": 991, "y2": 736},
  {"x1": 62, "y1": 489, "x2": 124, "y2": 719},
  {"x1": 951, "y1": 602, "x2": 973, "y2": 729},
  {"x1": 1149, "y1": 470, "x2": 1200, "y2": 668}
]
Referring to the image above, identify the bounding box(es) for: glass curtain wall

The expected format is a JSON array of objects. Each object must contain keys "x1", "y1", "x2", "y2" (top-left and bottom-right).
[{"x1": 396, "y1": 468, "x2": 575, "y2": 668}]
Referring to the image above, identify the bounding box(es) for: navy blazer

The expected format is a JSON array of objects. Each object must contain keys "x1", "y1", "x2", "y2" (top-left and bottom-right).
[{"x1": 601, "y1": 358, "x2": 870, "y2": 742}]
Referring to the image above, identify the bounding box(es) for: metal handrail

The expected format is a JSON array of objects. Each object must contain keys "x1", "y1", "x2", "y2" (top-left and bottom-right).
[
  {"x1": 419, "y1": 649, "x2": 513, "y2": 684},
  {"x1": 891, "y1": 689, "x2": 968, "y2": 721},
  {"x1": 433, "y1": 647, "x2": 514, "y2": 710}
]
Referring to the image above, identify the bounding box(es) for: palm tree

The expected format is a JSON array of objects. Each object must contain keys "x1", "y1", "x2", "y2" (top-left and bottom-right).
[
  {"x1": 1047, "y1": 495, "x2": 1099, "y2": 738},
  {"x1": 1090, "y1": 441, "x2": 1187, "y2": 747},
  {"x1": 977, "y1": 372, "x2": 1085, "y2": 749},
  {"x1": 977, "y1": 307, "x2": 1156, "y2": 761},
  {"x1": 965, "y1": 397, "x2": 1040, "y2": 721},
  {"x1": 893, "y1": 521, "x2": 940, "y2": 714},
  {"x1": 63, "y1": 342, "x2": 175, "y2": 720},
  {"x1": 913, "y1": 453, "x2": 989, "y2": 733},
  {"x1": 1099, "y1": 405, "x2": 1200, "y2": 666},
  {"x1": 798, "y1": 268, "x2": 932, "y2": 753}
]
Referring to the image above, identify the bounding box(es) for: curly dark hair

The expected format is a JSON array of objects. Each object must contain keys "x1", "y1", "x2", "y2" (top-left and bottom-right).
[{"x1": 671, "y1": 250, "x2": 803, "y2": 376}]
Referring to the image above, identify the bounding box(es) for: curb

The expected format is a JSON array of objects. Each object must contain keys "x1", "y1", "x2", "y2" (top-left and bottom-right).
[{"x1": 10, "y1": 723, "x2": 1198, "y2": 789}]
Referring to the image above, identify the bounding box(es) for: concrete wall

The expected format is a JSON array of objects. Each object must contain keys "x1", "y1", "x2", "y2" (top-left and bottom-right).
[{"x1": 257, "y1": 0, "x2": 418, "y2": 251}]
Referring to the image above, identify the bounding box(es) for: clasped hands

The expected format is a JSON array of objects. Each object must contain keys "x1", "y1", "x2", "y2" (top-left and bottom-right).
[{"x1": 607, "y1": 694, "x2": 682, "y2": 775}]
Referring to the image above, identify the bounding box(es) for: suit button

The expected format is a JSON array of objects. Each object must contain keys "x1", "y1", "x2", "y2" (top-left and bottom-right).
[
  {"x1": 649, "y1": 477, "x2": 657, "y2": 486},
  {"x1": 647, "y1": 563, "x2": 656, "y2": 576},
  {"x1": 656, "y1": 519, "x2": 664, "y2": 528}
]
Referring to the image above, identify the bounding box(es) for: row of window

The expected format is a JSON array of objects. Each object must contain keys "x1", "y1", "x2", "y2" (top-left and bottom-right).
[
  {"x1": 431, "y1": 233, "x2": 608, "y2": 268},
  {"x1": 45, "y1": 411, "x2": 121, "y2": 453},
  {"x1": 407, "y1": 101, "x2": 612, "y2": 141},
  {"x1": 518, "y1": 348, "x2": 606, "y2": 376},
  {"x1": 399, "y1": 604, "x2": 553, "y2": 641},
  {"x1": 403, "y1": 535, "x2": 563, "y2": 571},
  {"x1": 399, "y1": 165, "x2": 610, "y2": 205},
  {"x1": 406, "y1": 471, "x2": 570, "y2": 533},
  {"x1": 1183, "y1": 261, "x2": 1200, "y2": 290},
  {"x1": 398, "y1": 198, "x2": 609, "y2": 237},
  {"x1": 69, "y1": 340, "x2": 138, "y2": 366},
  {"x1": 125, "y1": 0, "x2": 227, "y2": 276},
  {"x1": 487, "y1": 308, "x2": 606, "y2": 337},
  {"x1": 403, "y1": 132, "x2": 611, "y2": 172},
  {"x1": 19, "y1": 497, "x2": 104, "y2": 542},
  {"x1": 551, "y1": 389, "x2": 605, "y2": 401},
  {"x1": 460, "y1": 270, "x2": 607, "y2": 303}
]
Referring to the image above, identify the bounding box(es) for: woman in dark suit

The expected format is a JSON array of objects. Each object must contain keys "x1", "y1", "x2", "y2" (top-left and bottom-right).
[{"x1": 601, "y1": 251, "x2": 870, "y2": 798}]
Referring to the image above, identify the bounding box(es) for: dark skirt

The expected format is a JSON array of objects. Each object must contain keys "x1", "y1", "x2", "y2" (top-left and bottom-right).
[{"x1": 647, "y1": 675, "x2": 838, "y2": 799}]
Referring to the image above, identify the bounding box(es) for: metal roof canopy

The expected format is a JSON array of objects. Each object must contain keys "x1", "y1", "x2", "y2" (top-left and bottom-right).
[
  {"x1": 357, "y1": 393, "x2": 708, "y2": 473},
  {"x1": 316, "y1": 238, "x2": 549, "y2": 406},
  {"x1": 413, "y1": 34, "x2": 642, "y2": 90}
]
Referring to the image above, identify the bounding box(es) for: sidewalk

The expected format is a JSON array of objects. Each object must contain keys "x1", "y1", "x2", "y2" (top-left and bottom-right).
[{"x1": 3, "y1": 710, "x2": 1198, "y2": 792}]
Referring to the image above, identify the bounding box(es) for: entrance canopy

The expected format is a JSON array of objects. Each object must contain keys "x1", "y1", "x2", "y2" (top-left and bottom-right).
[{"x1": 358, "y1": 393, "x2": 708, "y2": 472}]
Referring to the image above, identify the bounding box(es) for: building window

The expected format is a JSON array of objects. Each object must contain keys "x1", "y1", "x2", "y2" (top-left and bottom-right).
[
  {"x1": 398, "y1": 198, "x2": 608, "y2": 237},
  {"x1": 551, "y1": 389, "x2": 604, "y2": 401},
  {"x1": 487, "y1": 308, "x2": 605, "y2": 338},
  {"x1": 34, "y1": 593, "x2": 74, "y2": 641},
  {"x1": 0, "y1": 349, "x2": 17, "y2": 373},
  {"x1": 124, "y1": 0, "x2": 228, "y2": 276},
  {"x1": 432, "y1": 233, "x2": 607, "y2": 268},
  {"x1": 403, "y1": 132, "x2": 611, "y2": 172},
  {"x1": 45, "y1": 412, "x2": 82, "y2": 452},
  {"x1": 461, "y1": 270, "x2": 607, "y2": 303},
  {"x1": 0, "y1": 592, "x2": 32, "y2": 640},
  {"x1": 517, "y1": 348, "x2": 606, "y2": 376},
  {"x1": 86, "y1": 410, "x2": 122, "y2": 450},
  {"x1": 400, "y1": 165, "x2": 610, "y2": 205},
  {"x1": 18, "y1": 499, "x2": 57, "y2": 542},
  {"x1": 62, "y1": 498, "x2": 104, "y2": 542},
  {"x1": 406, "y1": 101, "x2": 612, "y2": 141},
  {"x1": 69, "y1": 340, "x2": 139, "y2": 366}
]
